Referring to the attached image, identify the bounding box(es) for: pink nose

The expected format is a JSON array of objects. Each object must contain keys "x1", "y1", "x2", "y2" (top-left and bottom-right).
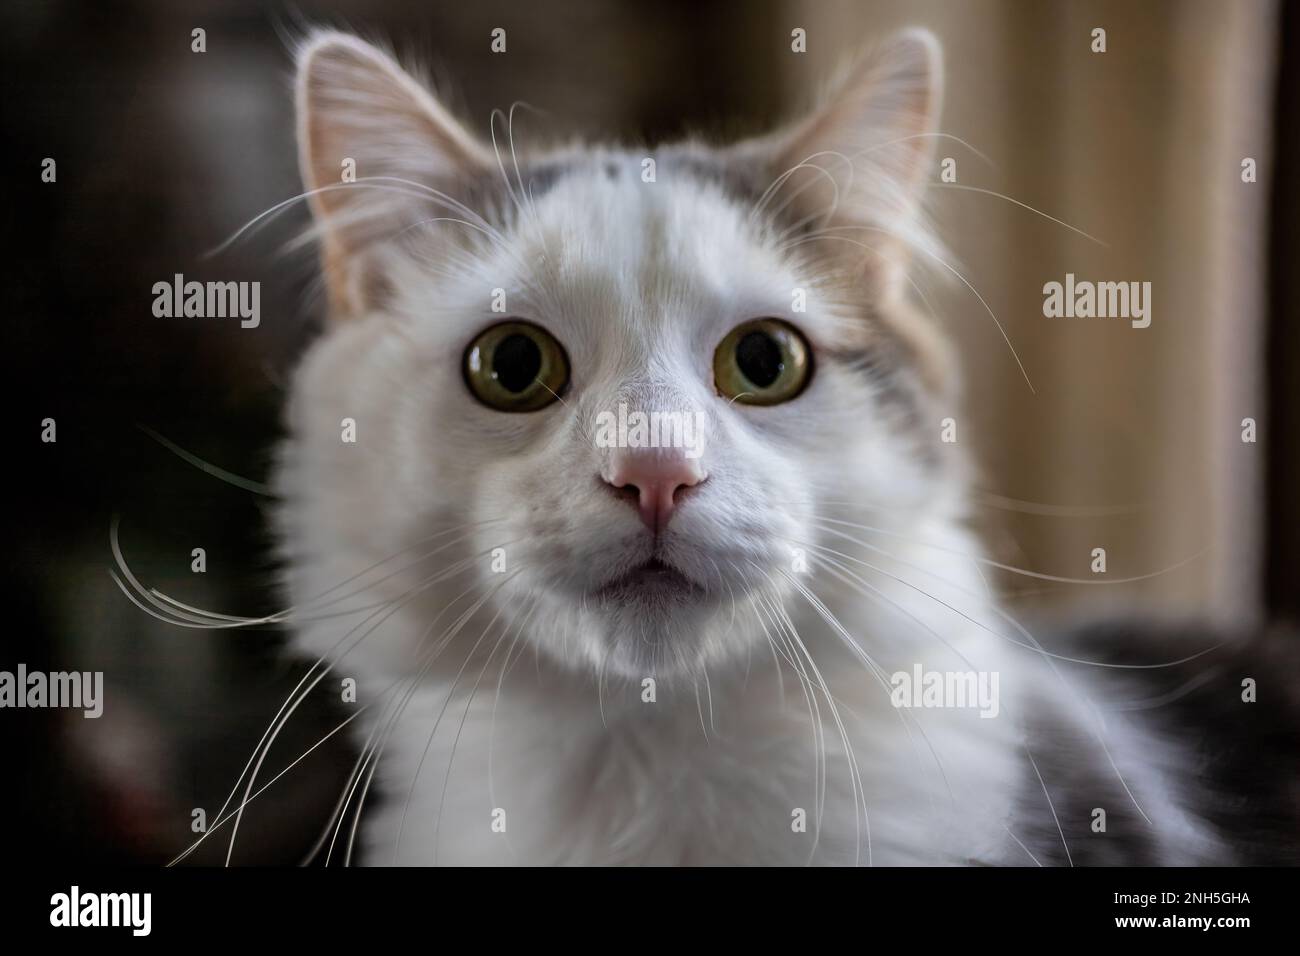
[{"x1": 605, "y1": 449, "x2": 706, "y2": 533}]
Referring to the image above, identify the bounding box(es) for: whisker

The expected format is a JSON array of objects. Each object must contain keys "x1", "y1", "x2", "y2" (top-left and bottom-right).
[
  {"x1": 207, "y1": 175, "x2": 507, "y2": 258},
  {"x1": 972, "y1": 490, "x2": 1146, "y2": 518},
  {"x1": 1002, "y1": 822, "x2": 1044, "y2": 867},
  {"x1": 137, "y1": 425, "x2": 273, "y2": 496},
  {"x1": 127, "y1": 520, "x2": 507, "y2": 629},
  {"x1": 805, "y1": 523, "x2": 1220, "y2": 668},
  {"x1": 817, "y1": 515, "x2": 1208, "y2": 587},
  {"x1": 167, "y1": 707, "x2": 367, "y2": 866},
  {"x1": 930, "y1": 182, "x2": 1106, "y2": 246}
]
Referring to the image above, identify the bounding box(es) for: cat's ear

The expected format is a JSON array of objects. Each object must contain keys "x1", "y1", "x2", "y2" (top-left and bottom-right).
[
  {"x1": 743, "y1": 29, "x2": 942, "y2": 269},
  {"x1": 295, "y1": 32, "x2": 493, "y2": 317}
]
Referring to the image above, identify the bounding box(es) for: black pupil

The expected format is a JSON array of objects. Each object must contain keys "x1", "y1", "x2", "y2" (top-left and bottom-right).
[
  {"x1": 493, "y1": 333, "x2": 542, "y2": 393},
  {"x1": 736, "y1": 331, "x2": 784, "y2": 388}
]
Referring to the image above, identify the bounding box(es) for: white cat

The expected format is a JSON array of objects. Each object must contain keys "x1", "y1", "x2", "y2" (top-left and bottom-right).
[{"x1": 274, "y1": 29, "x2": 1223, "y2": 865}]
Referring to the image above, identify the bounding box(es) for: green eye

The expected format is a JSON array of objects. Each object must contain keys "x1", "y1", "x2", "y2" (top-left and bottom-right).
[
  {"x1": 713, "y1": 318, "x2": 812, "y2": 405},
  {"x1": 463, "y1": 320, "x2": 570, "y2": 412}
]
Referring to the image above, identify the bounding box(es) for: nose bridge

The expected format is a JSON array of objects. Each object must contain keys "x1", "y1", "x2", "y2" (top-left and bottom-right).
[
  {"x1": 591, "y1": 373, "x2": 710, "y2": 463},
  {"x1": 615, "y1": 377, "x2": 691, "y2": 417}
]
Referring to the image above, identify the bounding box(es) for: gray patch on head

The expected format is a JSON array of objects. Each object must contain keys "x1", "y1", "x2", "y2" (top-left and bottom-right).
[
  {"x1": 654, "y1": 147, "x2": 828, "y2": 241},
  {"x1": 654, "y1": 147, "x2": 772, "y2": 204},
  {"x1": 521, "y1": 147, "x2": 777, "y2": 211}
]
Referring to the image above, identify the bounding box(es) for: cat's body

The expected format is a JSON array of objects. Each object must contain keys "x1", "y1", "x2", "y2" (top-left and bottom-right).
[{"x1": 273, "y1": 30, "x2": 1284, "y2": 866}]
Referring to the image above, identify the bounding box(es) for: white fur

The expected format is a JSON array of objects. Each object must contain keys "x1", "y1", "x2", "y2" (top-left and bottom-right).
[{"x1": 274, "y1": 30, "x2": 1216, "y2": 866}]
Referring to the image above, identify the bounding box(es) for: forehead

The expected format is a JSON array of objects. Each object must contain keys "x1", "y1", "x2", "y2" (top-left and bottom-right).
[{"x1": 475, "y1": 151, "x2": 813, "y2": 340}]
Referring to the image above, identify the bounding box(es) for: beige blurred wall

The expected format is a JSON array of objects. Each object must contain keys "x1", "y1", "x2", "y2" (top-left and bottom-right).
[{"x1": 780, "y1": 0, "x2": 1276, "y2": 623}]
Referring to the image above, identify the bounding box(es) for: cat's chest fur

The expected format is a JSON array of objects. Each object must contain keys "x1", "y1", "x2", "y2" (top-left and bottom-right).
[
  {"x1": 350, "y1": 630, "x2": 1024, "y2": 866},
  {"x1": 288, "y1": 523, "x2": 1036, "y2": 865}
]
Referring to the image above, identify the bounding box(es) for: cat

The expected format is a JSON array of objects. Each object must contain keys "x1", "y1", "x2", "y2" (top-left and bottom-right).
[{"x1": 272, "y1": 28, "x2": 1290, "y2": 865}]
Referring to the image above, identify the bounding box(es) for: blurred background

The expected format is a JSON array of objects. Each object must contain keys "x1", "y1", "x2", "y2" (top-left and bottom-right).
[{"x1": 2, "y1": 0, "x2": 1294, "y2": 864}]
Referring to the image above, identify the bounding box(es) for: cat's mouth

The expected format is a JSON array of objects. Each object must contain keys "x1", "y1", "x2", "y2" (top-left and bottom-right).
[{"x1": 592, "y1": 557, "x2": 704, "y2": 605}]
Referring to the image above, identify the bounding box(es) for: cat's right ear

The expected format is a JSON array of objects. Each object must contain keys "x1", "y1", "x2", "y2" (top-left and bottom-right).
[
  {"x1": 295, "y1": 31, "x2": 493, "y2": 318},
  {"x1": 730, "y1": 29, "x2": 943, "y2": 293}
]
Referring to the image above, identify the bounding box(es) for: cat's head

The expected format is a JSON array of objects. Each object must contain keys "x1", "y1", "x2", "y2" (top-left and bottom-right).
[{"x1": 283, "y1": 30, "x2": 961, "y2": 680}]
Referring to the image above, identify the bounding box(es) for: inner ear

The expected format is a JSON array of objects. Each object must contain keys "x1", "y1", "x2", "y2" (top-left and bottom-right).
[
  {"x1": 295, "y1": 32, "x2": 494, "y2": 317},
  {"x1": 740, "y1": 29, "x2": 943, "y2": 249}
]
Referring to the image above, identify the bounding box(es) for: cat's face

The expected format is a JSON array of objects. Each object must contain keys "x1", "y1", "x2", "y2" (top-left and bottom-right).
[{"x1": 284, "y1": 30, "x2": 957, "y2": 680}]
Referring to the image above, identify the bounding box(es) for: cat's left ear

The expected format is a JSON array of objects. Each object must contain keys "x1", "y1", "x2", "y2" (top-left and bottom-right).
[
  {"x1": 295, "y1": 31, "x2": 494, "y2": 318},
  {"x1": 739, "y1": 29, "x2": 942, "y2": 270}
]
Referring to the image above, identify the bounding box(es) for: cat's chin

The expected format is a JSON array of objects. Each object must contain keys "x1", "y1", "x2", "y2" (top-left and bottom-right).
[{"x1": 568, "y1": 557, "x2": 735, "y2": 677}]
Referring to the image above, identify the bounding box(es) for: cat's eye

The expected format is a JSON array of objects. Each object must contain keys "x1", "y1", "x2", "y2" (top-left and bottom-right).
[
  {"x1": 713, "y1": 319, "x2": 812, "y2": 405},
  {"x1": 463, "y1": 320, "x2": 570, "y2": 412}
]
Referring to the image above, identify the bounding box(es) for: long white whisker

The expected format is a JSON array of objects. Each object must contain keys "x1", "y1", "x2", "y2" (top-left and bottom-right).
[
  {"x1": 931, "y1": 182, "x2": 1105, "y2": 246},
  {"x1": 817, "y1": 515, "x2": 1208, "y2": 588}
]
